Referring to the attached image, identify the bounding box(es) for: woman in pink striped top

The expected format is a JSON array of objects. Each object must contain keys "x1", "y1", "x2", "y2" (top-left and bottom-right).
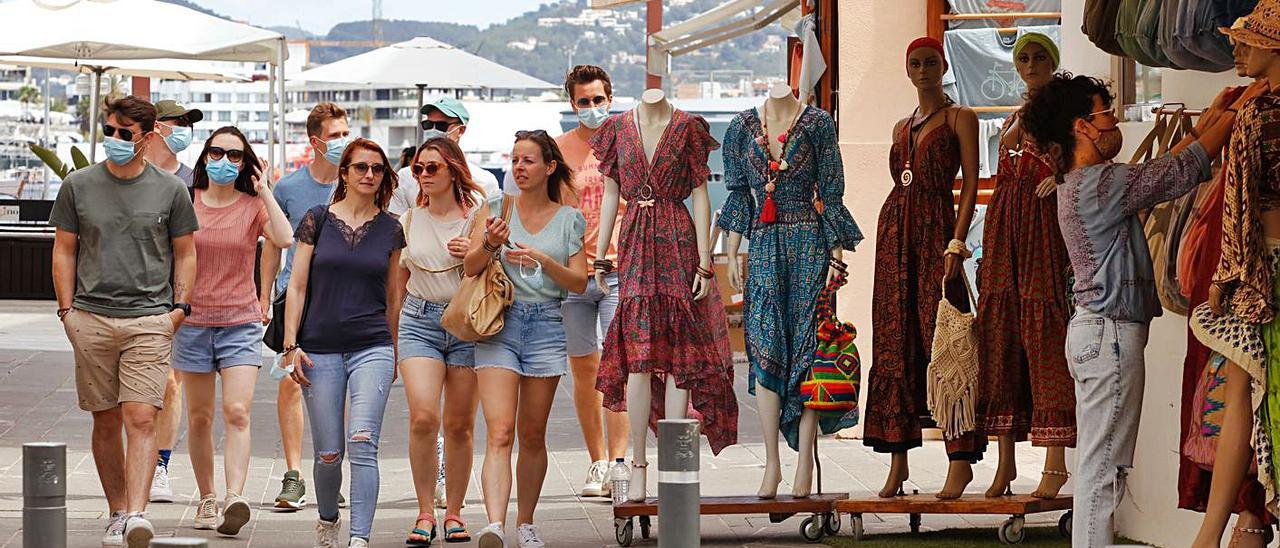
[{"x1": 173, "y1": 126, "x2": 293, "y2": 536}]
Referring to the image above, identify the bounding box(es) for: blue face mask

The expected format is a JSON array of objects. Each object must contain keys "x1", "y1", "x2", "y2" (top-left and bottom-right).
[
  {"x1": 577, "y1": 104, "x2": 610, "y2": 129},
  {"x1": 321, "y1": 135, "x2": 350, "y2": 165},
  {"x1": 422, "y1": 128, "x2": 449, "y2": 141},
  {"x1": 205, "y1": 157, "x2": 240, "y2": 185},
  {"x1": 164, "y1": 126, "x2": 193, "y2": 154},
  {"x1": 103, "y1": 137, "x2": 138, "y2": 166}
]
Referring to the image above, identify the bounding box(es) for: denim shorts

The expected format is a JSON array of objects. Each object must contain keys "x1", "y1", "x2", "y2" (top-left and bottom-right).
[
  {"x1": 562, "y1": 272, "x2": 619, "y2": 358},
  {"x1": 475, "y1": 301, "x2": 568, "y2": 377},
  {"x1": 398, "y1": 294, "x2": 475, "y2": 367},
  {"x1": 173, "y1": 322, "x2": 265, "y2": 373}
]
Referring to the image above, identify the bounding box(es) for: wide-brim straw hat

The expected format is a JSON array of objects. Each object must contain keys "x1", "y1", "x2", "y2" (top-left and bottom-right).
[{"x1": 1221, "y1": 0, "x2": 1280, "y2": 50}]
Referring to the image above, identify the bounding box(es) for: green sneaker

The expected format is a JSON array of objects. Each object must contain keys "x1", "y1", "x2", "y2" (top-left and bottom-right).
[{"x1": 274, "y1": 470, "x2": 307, "y2": 511}]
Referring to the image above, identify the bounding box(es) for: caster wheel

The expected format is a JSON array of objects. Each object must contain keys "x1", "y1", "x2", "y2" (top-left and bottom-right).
[
  {"x1": 998, "y1": 516, "x2": 1026, "y2": 545},
  {"x1": 909, "y1": 513, "x2": 921, "y2": 534},
  {"x1": 850, "y1": 514, "x2": 865, "y2": 541},
  {"x1": 1058, "y1": 511, "x2": 1072, "y2": 537},
  {"x1": 822, "y1": 512, "x2": 840, "y2": 536},
  {"x1": 800, "y1": 515, "x2": 824, "y2": 543},
  {"x1": 639, "y1": 515, "x2": 651, "y2": 539},
  {"x1": 615, "y1": 517, "x2": 634, "y2": 546}
]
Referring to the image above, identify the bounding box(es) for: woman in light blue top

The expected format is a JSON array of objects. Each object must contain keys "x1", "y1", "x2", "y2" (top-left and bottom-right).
[{"x1": 463, "y1": 130, "x2": 587, "y2": 548}]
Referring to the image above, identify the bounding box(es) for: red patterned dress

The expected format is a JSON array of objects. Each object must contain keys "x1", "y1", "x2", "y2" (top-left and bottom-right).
[
  {"x1": 975, "y1": 118, "x2": 1076, "y2": 446},
  {"x1": 864, "y1": 114, "x2": 986, "y2": 460},
  {"x1": 590, "y1": 108, "x2": 738, "y2": 454}
]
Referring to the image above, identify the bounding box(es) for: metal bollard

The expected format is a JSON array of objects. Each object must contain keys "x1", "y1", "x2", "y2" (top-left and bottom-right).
[
  {"x1": 150, "y1": 539, "x2": 209, "y2": 547},
  {"x1": 23, "y1": 442, "x2": 65, "y2": 548},
  {"x1": 658, "y1": 419, "x2": 700, "y2": 547}
]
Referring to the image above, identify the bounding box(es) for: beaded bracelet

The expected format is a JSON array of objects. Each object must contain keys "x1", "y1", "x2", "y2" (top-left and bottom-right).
[
  {"x1": 482, "y1": 239, "x2": 501, "y2": 253},
  {"x1": 593, "y1": 259, "x2": 615, "y2": 274}
]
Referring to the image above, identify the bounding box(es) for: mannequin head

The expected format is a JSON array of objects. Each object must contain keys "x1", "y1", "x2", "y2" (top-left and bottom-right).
[
  {"x1": 1013, "y1": 33, "x2": 1059, "y2": 93},
  {"x1": 1222, "y1": 5, "x2": 1280, "y2": 85},
  {"x1": 1243, "y1": 46, "x2": 1280, "y2": 82},
  {"x1": 512, "y1": 130, "x2": 573, "y2": 203},
  {"x1": 905, "y1": 37, "x2": 947, "y2": 91},
  {"x1": 1232, "y1": 36, "x2": 1255, "y2": 77}
]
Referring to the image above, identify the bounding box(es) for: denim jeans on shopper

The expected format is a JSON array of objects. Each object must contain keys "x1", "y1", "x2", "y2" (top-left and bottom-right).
[
  {"x1": 1066, "y1": 308, "x2": 1148, "y2": 548},
  {"x1": 301, "y1": 344, "x2": 395, "y2": 541}
]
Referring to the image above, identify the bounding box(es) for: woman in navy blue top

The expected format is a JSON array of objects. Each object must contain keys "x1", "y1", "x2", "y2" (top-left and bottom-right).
[{"x1": 282, "y1": 138, "x2": 406, "y2": 547}]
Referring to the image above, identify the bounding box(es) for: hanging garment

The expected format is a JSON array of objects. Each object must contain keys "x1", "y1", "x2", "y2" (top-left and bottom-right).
[
  {"x1": 963, "y1": 204, "x2": 987, "y2": 300},
  {"x1": 862, "y1": 112, "x2": 988, "y2": 461},
  {"x1": 942, "y1": 26, "x2": 1062, "y2": 107},
  {"x1": 1117, "y1": 0, "x2": 1176, "y2": 67},
  {"x1": 1179, "y1": 0, "x2": 1260, "y2": 71},
  {"x1": 1084, "y1": 0, "x2": 1127, "y2": 56},
  {"x1": 794, "y1": 13, "x2": 827, "y2": 105},
  {"x1": 716, "y1": 105, "x2": 864, "y2": 451},
  {"x1": 946, "y1": 0, "x2": 1062, "y2": 29},
  {"x1": 977, "y1": 117, "x2": 1008, "y2": 178},
  {"x1": 591, "y1": 108, "x2": 739, "y2": 454},
  {"x1": 974, "y1": 117, "x2": 1075, "y2": 446}
]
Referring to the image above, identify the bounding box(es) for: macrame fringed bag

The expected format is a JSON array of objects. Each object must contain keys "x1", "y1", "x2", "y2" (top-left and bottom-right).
[{"x1": 926, "y1": 271, "x2": 979, "y2": 441}]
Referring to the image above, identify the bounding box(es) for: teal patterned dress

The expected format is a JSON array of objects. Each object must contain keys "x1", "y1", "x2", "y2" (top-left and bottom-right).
[{"x1": 717, "y1": 105, "x2": 864, "y2": 450}]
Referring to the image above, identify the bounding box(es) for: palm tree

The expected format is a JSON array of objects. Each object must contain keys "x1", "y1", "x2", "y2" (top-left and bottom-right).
[{"x1": 16, "y1": 84, "x2": 40, "y2": 120}]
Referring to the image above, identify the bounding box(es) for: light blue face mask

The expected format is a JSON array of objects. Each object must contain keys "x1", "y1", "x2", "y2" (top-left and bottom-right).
[
  {"x1": 103, "y1": 137, "x2": 138, "y2": 166},
  {"x1": 577, "y1": 104, "x2": 610, "y2": 129},
  {"x1": 321, "y1": 135, "x2": 350, "y2": 165},
  {"x1": 422, "y1": 128, "x2": 449, "y2": 141},
  {"x1": 164, "y1": 126, "x2": 193, "y2": 154},
  {"x1": 205, "y1": 157, "x2": 240, "y2": 185}
]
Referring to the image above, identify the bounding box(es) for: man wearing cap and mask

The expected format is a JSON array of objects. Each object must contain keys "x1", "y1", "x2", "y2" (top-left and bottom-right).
[
  {"x1": 144, "y1": 99, "x2": 200, "y2": 189},
  {"x1": 141, "y1": 99, "x2": 201, "y2": 505},
  {"x1": 389, "y1": 97, "x2": 501, "y2": 216}
]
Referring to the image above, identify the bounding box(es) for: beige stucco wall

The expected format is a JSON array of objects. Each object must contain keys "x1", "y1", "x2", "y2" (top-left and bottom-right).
[{"x1": 836, "y1": 1, "x2": 1252, "y2": 545}]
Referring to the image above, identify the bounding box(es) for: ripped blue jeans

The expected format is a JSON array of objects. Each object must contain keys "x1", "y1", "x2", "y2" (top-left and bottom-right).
[
  {"x1": 1065, "y1": 309, "x2": 1148, "y2": 548},
  {"x1": 301, "y1": 344, "x2": 395, "y2": 541}
]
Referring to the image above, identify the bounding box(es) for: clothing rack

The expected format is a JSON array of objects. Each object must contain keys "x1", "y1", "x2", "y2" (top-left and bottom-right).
[
  {"x1": 1152, "y1": 106, "x2": 1204, "y2": 116},
  {"x1": 971, "y1": 106, "x2": 1020, "y2": 113},
  {"x1": 938, "y1": 11, "x2": 1062, "y2": 21}
]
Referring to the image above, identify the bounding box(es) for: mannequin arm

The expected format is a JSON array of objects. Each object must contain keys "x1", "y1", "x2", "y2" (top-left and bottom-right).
[
  {"x1": 949, "y1": 107, "x2": 981, "y2": 282},
  {"x1": 594, "y1": 176, "x2": 621, "y2": 294},
  {"x1": 828, "y1": 246, "x2": 844, "y2": 284},
  {"x1": 690, "y1": 184, "x2": 714, "y2": 301},
  {"x1": 724, "y1": 231, "x2": 744, "y2": 291}
]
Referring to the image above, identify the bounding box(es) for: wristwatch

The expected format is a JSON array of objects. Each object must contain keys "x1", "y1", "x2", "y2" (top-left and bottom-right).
[{"x1": 171, "y1": 303, "x2": 192, "y2": 316}]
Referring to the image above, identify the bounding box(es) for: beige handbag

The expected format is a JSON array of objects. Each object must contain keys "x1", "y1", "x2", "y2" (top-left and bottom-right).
[
  {"x1": 926, "y1": 273, "x2": 980, "y2": 441},
  {"x1": 440, "y1": 198, "x2": 514, "y2": 342}
]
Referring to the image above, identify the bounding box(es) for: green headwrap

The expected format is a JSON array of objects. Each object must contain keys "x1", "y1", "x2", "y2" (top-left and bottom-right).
[{"x1": 1013, "y1": 32, "x2": 1059, "y2": 69}]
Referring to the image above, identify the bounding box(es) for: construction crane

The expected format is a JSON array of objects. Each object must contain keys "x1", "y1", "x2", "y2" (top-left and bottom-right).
[{"x1": 304, "y1": 0, "x2": 388, "y2": 50}]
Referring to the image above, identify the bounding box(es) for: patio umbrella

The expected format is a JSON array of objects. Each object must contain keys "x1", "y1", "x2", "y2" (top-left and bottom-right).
[
  {"x1": 293, "y1": 37, "x2": 558, "y2": 146},
  {"x1": 0, "y1": 56, "x2": 252, "y2": 82},
  {"x1": 0, "y1": 0, "x2": 286, "y2": 164}
]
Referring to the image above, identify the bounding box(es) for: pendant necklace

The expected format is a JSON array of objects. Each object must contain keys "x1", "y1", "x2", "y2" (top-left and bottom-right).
[
  {"x1": 756, "y1": 103, "x2": 804, "y2": 223},
  {"x1": 900, "y1": 102, "x2": 949, "y2": 187}
]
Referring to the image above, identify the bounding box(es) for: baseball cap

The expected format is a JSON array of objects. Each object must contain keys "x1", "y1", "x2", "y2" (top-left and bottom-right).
[
  {"x1": 421, "y1": 96, "x2": 470, "y2": 126},
  {"x1": 154, "y1": 99, "x2": 203, "y2": 125}
]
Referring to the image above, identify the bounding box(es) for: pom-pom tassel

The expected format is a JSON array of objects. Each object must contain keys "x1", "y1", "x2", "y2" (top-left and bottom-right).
[{"x1": 759, "y1": 192, "x2": 778, "y2": 223}]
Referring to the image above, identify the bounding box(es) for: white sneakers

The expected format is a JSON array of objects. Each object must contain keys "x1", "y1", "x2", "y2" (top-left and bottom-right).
[
  {"x1": 314, "y1": 516, "x2": 342, "y2": 548},
  {"x1": 193, "y1": 494, "x2": 218, "y2": 530},
  {"x1": 217, "y1": 494, "x2": 251, "y2": 536},
  {"x1": 149, "y1": 466, "x2": 174, "y2": 503},
  {"x1": 581, "y1": 460, "x2": 611, "y2": 497},
  {"x1": 348, "y1": 539, "x2": 369, "y2": 548},
  {"x1": 517, "y1": 523, "x2": 546, "y2": 548},
  {"x1": 476, "y1": 522, "x2": 507, "y2": 548},
  {"x1": 123, "y1": 514, "x2": 154, "y2": 548},
  {"x1": 101, "y1": 511, "x2": 126, "y2": 547}
]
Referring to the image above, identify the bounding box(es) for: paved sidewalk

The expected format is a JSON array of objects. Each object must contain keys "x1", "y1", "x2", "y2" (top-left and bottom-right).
[{"x1": 0, "y1": 300, "x2": 1068, "y2": 547}]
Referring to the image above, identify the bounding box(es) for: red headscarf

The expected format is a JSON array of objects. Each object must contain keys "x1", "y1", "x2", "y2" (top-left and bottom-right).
[{"x1": 906, "y1": 36, "x2": 946, "y2": 65}]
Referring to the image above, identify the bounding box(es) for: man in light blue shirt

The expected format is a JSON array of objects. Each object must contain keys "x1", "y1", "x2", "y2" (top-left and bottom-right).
[
  {"x1": 258, "y1": 102, "x2": 350, "y2": 511},
  {"x1": 1022, "y1": 73, "x2": 1240, "y2": 548}
]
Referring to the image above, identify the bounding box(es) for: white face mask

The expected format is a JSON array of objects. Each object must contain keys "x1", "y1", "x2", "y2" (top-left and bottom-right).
[{"x1": 576, "y1": 104, "x2": 610, "y2": 129}]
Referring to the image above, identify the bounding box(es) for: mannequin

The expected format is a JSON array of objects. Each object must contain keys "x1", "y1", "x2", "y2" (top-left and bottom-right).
[
  {"x1": 1187, "y1": 16, "x2": 1280, "y2": 547},
  {"x1": 720, "y1": 83, "x2": 863, "y2": 498},
  {"x1": 592, "y1": 89, "x2": 738, "y2": 502},
  {"x1": 862, "y1": 37, "x2": 985, "y2": 500}
]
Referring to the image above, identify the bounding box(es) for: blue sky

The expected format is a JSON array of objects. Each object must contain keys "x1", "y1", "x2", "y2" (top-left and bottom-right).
[{"x1": 195, "y1": 0, "x2": 548, "y2": 34}]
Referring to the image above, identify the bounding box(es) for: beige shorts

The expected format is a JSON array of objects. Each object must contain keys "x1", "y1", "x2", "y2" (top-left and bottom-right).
[{"x1": 63, "y1": 309, "x2": 174, "y2": 412}]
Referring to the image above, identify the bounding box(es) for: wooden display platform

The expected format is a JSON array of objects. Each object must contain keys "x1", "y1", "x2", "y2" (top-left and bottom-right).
[
  {"x1": 612, "y1": 493, "x2": 849, "y2": 545},
  {"x1": 835, "y1": 493, "x2": 1073, "y2": 545}
]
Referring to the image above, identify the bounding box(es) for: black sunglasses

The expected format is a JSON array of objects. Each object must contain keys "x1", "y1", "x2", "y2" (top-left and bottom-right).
[
  {"x1": 420, "y1": 120, "x2": 458, "y2": 132},
  {"x1": 411, "y1": 161, "x2": 444, "y2": 178},
  {"x1": 207, "y1": 146, "x2": 245, "y2": 163},
  {"x1": 574, "y1": 95, "x2": 609, "y2": 108},
  {"x1": 515, "y1": 129, "x2": 549, "y2": 139},
  {"x1": 102, "y1": 123, "x2": 143, "y2": 142},
  {"x1": 346, "y1": 162, "x2": 386, "y2": 177}
]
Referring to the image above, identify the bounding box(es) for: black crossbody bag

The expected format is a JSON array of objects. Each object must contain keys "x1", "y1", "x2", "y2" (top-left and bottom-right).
[{"x1": 263, "y1": 206, "x2": 327, "y2": 353}]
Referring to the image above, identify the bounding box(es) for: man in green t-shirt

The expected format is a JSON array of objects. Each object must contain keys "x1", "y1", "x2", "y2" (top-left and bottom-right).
[{"x1": 49, "y1": 96, "x2": 199, "y2": 548}]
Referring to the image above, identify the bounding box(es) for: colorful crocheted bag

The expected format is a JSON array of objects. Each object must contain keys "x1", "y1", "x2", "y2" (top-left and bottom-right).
[{"x1": 800, "y1": 263, "x2": 860, "y2": 417}]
